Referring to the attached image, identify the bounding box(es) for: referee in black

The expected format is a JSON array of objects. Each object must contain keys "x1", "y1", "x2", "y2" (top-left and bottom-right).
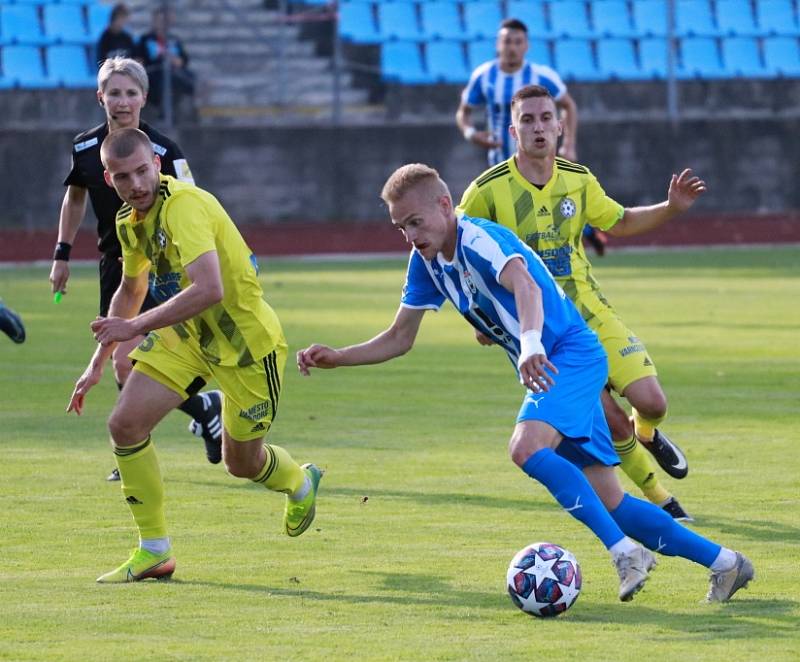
[{"x1": 50, "y1": 57, "x2": 222, "y2": 480}]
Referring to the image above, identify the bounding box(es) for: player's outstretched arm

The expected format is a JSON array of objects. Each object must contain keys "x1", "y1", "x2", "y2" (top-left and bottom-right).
[
  {"x1": 609, "y1": 168, "x2": 706, "y2": 238},
  {"x1": 49, "y1": 185, "x2": 88, "y2": 296},
  {"x1": 298, "y1": 305, "x2": 426, "y2": 376}
]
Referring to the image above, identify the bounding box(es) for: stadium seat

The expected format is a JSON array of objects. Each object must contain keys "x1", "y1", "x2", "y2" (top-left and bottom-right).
[
  {"x1": 755, "y1": 0, "x2": 800, "y2": 37},
  {"x1": 381, "y1": 40, "x2": 431, "y2": 83},
  {"x1": 554, "y1": 39, "x2": 602, "y2": 81},
  {"x1": 339, "y1": 2, "x2": 380, "y2": 43},
  {"x1": 506, "y1": 1, "x2": 550, "y2": 38},
  {"x1": 2, "y1": 44, "x2": 57, "y2": 87},
  {"x1": 529, "y1": 37, "x2": 551, "y2": 67},
  {"x1": 675, "y1": 0, "x2": 718, "y2": 37},
  {"x1": 639, "y1": 36, "x2": 671, "y2": 78},
  {"x1": 763, "y1": 36, "x2": 800, "y2": 76},
  {"x1": 632, "y1": 0, "x2": 668, "y2": 37},
  {"x1": 721, "y1": 36, "x2": 767, "y2": 77},
  {"x1": 426, "y1": 40, "x2": 469, "y2": 83},
  {"x1": 1, "y1": 5, "x2": 54, "y2": 46},
  {"x1": 679, "y1": 37, "x2": 726, "y2": 78},
  {"x1": 467, "y1": 38, "x2": 495, "y2": 69},
  {"x1": 715, "y1": 0, "x2": 759, "y2": 37},
  {"x1": 550, "y1": 1, "x2": 594, "y2": 39},
  {"x1": 377, "y1": 2, "x2": 423, "y2": 42},
  {"x1": 87, "y1": 3, "x2": 114, "y2": 42},
  {"x1": 46, "y1": 44, "x2": 95, "y2": 87},
  {"x1": 43, "y1": 4, "x2": 92, "y2": 45},
  {"x1": 592, "y1": 0, "x2": 636, "y2": 38},
  {"x1": 420, "y1": 2, "x2": 464, "y2": 41},
  {"x1": 463, "y1": 1, "x2": 503, "y2": 40},
  {"x1": 597, "y1": 37, "x2": 641, "y2": 79}
]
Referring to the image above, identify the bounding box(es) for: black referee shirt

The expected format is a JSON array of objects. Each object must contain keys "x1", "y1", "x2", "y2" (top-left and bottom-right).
[{"x1": 63, "y1": 121, "x2": 189, "y2": 253}]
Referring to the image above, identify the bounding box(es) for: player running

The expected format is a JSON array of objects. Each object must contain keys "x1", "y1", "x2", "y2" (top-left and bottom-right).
[
  {"x1": 67, "y1": 128, "x2": 321, "y2": 582},
  {"x1": 297, "y1": 163, "x2": 753, "y2": 603},
  {"x1": 49, "y1": 57, "x2": 221, "y2": 479},
  {"x1": 460, "y1": 85, "x2": 694, "y2": 520}
]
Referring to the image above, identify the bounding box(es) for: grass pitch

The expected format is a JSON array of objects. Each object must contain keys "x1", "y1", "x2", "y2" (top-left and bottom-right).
[{"x1": 1, "y1": 246, "x2": 798, "y2": 661}]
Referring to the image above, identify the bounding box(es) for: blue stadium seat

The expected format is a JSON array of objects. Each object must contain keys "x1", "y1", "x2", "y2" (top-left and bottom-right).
[
  {"x1": 550, "y1": 1, "x2": 594, "y2": 39},
  {"x1": 755, "y1": 0, "x2": 800, "y2": 37},
  {"x1": 715, "y1": 0, "x2": 759, "y2": 37},
  {"x1": 721, "y1": 36, "x2": 767, "y2": 77},
  {"x1": 676, "y1": 0, "x2": 718, "y2": 37},
  {"x1": 529, "y1": 37, "x2": 551, "y2": 67},
  {"x1": 679, "y1": 37, "x2": 726, "y2": 78},
  {"x1": 43, "y1": 4, "x2": 92, "y2": 45},
  {"x1": 763, "y1": 36, "x2": 800, "y2": 76},
  {"x1": 420, "y1": 2, "x2": 464, "y2": 41},
  {"x1": 339, "y1": 2, "x2": 380, "y2": 43},
  {"x1": 639, "y1": 37, "x2": 670, "y2": 78},
  {"x1": 506, "y1": 1, "x2": 550, "y2": 38},
  {"x1": 426, "y1": 40, "x2": 469, "y2": 83},
  {"x1": 554, "y1": 39, "x2": 602, "y2": 80},
  {"x1": 592, "y1": 0, "x2": 636, "y2": 38},
  {"x1": 47, "y1": 44, "x2": 95, "y2": 87},
  {"x1": 632, "y1": 0, "x2": 667, "y2": 37},
  {"x1": 2, "y1": 44, "x2": 57, "y2": 87},
  {"x1": 1, "y1": 5, "x2": 54, "y2": 46},
  {"x1": 87, "y1": 3, "x2": 113, "y2": 42},
  {"x1": 381, "y1": 41, "x2": 431, "y2": 83},
  {"x1": 463, "y1": 1, "x2": 503, "y2": 40},
  {"x1": 377, "y1": 2, "x2": 422, "y2": 41},
  {"x1": 467, "y1": 38, "x2": 495, "y2": 69},
  {"x1": 597, "y1": 37, "x2": 641, "y2": 79},
  {"x1": 58, "y1": 0, "x2": 90, "y2": 5}
]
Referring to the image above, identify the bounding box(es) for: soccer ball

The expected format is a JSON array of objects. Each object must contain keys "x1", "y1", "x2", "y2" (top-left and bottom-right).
[{"x1": 506, "y1": 542, "x2": 582, "y2": 618}]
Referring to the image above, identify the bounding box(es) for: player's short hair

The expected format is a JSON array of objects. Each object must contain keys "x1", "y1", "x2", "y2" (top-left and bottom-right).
[
  {"x1": 97, "y1": 56, "x2": 149, "y2": 96},
  {"x1": 110, "y1": 3, "x2": 130, "y2": 23},
  {"x1": 499, "y1": 18, "x2": 528, "y2": 34},
  {"x1": 511, "y1": 84, "x2": 557, "y2": 113},
  {"x1": 380, "y1": 163, "x2": 451, "y2": 205},
  {"x1": 100, "y1": 127, "x2": 153, "y2": 166}
]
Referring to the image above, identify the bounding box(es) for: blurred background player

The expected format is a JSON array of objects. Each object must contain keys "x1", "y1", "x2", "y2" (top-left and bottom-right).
[
  {"x1": 48, "y1": 57, "x2": 221, "y2": 480},
  {"x1": 96, "y1": 3, "x2": 136, "y2": 63},
  {"x1": 68, "y1": 128, "x2": 321, "y2": 582},
  {"x1": 455, "y1": 18, "x2": 606, "y2": 257},
  {"x1": 460, "y1": 85, "x2": 695, "y2": 520},
  {"x1": 0, "y1": 298, "x2": 26, "y2": 344}
]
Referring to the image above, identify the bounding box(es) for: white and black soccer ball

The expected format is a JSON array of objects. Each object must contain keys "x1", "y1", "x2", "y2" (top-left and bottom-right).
[{"x1": 506, "y1": 542, "x2": 582, "y2": 618}]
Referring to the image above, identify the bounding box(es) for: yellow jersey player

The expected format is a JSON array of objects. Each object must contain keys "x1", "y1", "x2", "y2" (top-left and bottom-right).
[
  {"x1": 460, "y1": 85, "x2": 706, "y2": 522},
  {"x1": 67, "y1": 128, "x2": 322, "y2": 582}
]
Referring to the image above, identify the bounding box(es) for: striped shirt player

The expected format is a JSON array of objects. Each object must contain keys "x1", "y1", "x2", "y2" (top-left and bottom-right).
[{"x1": 461, "y1": 60, "x2": 567, "y2": 166}]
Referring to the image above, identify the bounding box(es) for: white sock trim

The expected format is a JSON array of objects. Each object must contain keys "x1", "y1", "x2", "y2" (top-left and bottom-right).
[
  {"x1": 710, "y1": 547, "x2": 737, "y2": 573},
  {"x1": 289, "y1": 475, "x2": 311, "y2": 502},
  {"x1": 609, "y1": 537, "x2": 639, "y2": 560},
  {"x1": 140, "y1": 537, "x2": 171, "y2": 555}
]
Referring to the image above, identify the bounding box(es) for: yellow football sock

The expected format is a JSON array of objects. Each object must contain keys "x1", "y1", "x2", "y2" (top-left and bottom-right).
[
  {"x1": 614, "y1": 435, "x2": 671, "y2": 505},
  {"x1": 632, "y1": 408, "x2": 667, "y2": 443},
  {"x1": 113, "y1": 436, "x2": 167, "y2": 539},
  {"x1": 252, "y1": 444, "x2": 305, "y2": 495}
]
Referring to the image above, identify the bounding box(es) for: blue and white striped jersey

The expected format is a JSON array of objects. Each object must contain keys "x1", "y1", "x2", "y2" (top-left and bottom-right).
[
  {"x1": 462, "y1": 60, "x2": 567, "y2": 166},
  {"x1": 400, "y1": 214, "x2": 591, "y2": 367}
]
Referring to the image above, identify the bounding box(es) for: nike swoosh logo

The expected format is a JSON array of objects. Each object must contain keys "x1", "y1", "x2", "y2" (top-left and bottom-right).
[{"x1": 671, "y1": 454, "x2": 687, "y2": 472}]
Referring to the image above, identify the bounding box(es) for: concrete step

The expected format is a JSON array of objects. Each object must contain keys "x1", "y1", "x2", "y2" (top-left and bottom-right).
[{"x1": 189, "y1": 39, "x2": 315, "y2": 59}]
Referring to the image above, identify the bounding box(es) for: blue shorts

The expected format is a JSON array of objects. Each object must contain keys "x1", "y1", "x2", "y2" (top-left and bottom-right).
[{"x1": 516, "y1": 340, "x2": 618, "y2": 469}]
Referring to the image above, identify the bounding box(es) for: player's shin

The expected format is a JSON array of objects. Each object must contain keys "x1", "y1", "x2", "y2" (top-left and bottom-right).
[
  {"x1": 610, "y1": 493, "x2": 719, "y2": 566},
  {"x1": 614, "y1": 435, "x2": 671, "y2": 504},
  {"x1": 113, "y1": 436, "x2": 168, "y2": 540},
  {"x1": 521, "y1": 448, "x2": 626, "y2": 549}
]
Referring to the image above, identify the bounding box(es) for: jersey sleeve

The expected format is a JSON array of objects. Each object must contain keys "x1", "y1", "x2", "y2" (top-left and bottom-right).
[
  {"x1": 583, "y1": 175, "x2": 624, "y2": 230},
  {"x1": 461, "y1": 65, "x2": 486, "y2": 106},
  {"x1": 400, "y1": 252, "x2": 445, "y2": 310},
  {"x1": 160, "y1": 142, "x2": 195, "y2": 184},
  {"x1": 63, "y1": 140, "x2": 90, "y2": 187},
  {"x1": 162, "y1": 193, "x2": 217, "y2": 267},
  {"x1": 533, "y1": 64, "x2": 567, "y2": 101},
  {"x1": 457, "y1": 182, "x2": 491, "y2": 221},
  {"x1": 467, "y1": 223, "x2": 525, "y2": 285}
]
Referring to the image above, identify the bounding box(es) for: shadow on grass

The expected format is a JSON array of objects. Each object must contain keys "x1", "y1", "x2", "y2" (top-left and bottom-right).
[{"x1": 688, "y1": 516, "x2": 800, "y2": 544}]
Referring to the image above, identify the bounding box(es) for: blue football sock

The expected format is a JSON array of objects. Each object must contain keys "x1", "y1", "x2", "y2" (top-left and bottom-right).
[
  {"x1": 611, "y1": 494, "x2": 720, "y2": 567},
  {"x1": 521, "y1": 448, "x2": 625, "y2": 549}
]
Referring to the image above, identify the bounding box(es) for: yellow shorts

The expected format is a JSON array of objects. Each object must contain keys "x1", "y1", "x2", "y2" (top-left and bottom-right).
[
  {"x1": 591, "y1": 314, "x2": 657, "y2": 395},
  {"x1": 130, "y1": 326, "x2": 287, "y2": 441}
]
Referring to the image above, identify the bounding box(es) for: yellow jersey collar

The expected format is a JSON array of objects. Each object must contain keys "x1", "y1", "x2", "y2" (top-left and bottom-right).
[{"x1": 509, "y1": 155, "x2": 558, "y2": 192}]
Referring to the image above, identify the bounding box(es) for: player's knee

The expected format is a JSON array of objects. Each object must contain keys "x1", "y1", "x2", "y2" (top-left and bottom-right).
[
  {"x1": 107, "y1": 409, "x2": 148, "y2": 445},
  {"x1": 636, "y1": 393, "x2": 668, "y2": 421},
  {"x1": 508, "y1": 435, "x2": 547, "y2": 467}
]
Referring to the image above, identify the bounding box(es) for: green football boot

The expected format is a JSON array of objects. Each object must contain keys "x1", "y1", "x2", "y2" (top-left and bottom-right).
[
  {"x1": 284, "y1": 463, "x2": 323, "y2": 537},
  {"x1": 96, "y1": 548, "x2": 176, "y2": 583}
]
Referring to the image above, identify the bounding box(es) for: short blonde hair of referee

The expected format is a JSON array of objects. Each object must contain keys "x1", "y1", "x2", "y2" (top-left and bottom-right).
[
  {"x1": 380, "y1": 163, "x2": 452, "y2": 206},
  {"x1": 97, "y1": 56, "x2": 149, "y2": 97}
]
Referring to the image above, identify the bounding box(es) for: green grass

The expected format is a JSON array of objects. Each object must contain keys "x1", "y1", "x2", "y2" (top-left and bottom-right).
[{"x1": 1, "y1": 246, "x2": 798, "y2": 661}]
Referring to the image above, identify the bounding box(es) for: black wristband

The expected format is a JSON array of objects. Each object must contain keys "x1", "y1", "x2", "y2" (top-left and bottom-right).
[{"x1": 53, "y1": 242, "x2": 72, "y2": 261}]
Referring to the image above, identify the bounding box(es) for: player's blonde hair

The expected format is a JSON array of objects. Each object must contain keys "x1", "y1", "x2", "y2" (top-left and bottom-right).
[
  {"x1": 97, "y1": 56, "x2": 149, "y2": 96},
  {"x1": 100, "y1": 127, "x2": 153, "y2": 166},
  {"x1": 380, "y1": 163, "x2": 451, "y2": 205}
]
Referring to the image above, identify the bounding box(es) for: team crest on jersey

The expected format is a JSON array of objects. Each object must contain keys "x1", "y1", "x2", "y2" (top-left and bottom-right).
[
  {"x1": 462, "y1": 269, "x2": 478, "y2": 294},
  {"x1": 559, "y1": 197, "x2": 577, "y2": 218},
  {"x1": 156, "y1": 228, "x2": 168, "y2": 248}
]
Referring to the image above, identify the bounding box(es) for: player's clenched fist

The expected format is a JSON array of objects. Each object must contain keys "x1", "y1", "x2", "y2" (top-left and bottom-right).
[{"x1": 297, "y1": 345, "x2": 342, "y2": 375}]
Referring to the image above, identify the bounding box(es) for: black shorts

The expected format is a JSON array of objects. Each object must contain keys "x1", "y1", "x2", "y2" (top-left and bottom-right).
[{"x1": 99, "y1": 251, "x2": 158, "y2": 317}]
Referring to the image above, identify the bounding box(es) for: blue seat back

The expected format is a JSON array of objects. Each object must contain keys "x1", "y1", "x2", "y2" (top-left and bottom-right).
[
  {"x1": 763, "y1": 36, "x2": 800, "y2": 75},
  {"x1": 467, "y1": 38, "x2": 495, "y2": 69},
  {"x1": 676, "y1": 0, "x2": 718, "y2": 37},
  {"x1": 44, "y1": 4, "x2": 90, "y2": 44},
  {"x1": 715, "y1": 0, "x2": 759, "y2": 37},
  {"x1": 3, "y1": 43, "x2": 56, "y2": 86},
  {"x1": 756, "y1": 0, "x2": 800, "y2": 37},
  {"x1": 680, "y1": 36, "x2": 726, "y2": 77},
  {"x1": 87, "y1": 4, "x2": 113, "y2": 41},
  {"x1": 633, "y1": 0, "x2": 667, "y2": 37},
  {"x1": 1, "y1": 5, "x2": 52, "y2": 46},
  {"x1": 721, "y1": 36, "x2": 765, "y2": 76},
  {"x1": 550, "y1": 1, "x2": 593, "y2": 38},
  {"x1": 378, "y1": 3, "x2": 422, "y2": 41},
  {"x1": 381, "y1": 40, "x2": 430, "y2": 83},
  {"x1": 593, "y1": 0, "x2": 635, "y2": 37},
  {"x1": 639, "y1": 36, "x2": 669, "y2": 77},
  {"x1": 426, "y1": 40, "x2": 468, "y2": 82},
  {"x1": 340, "y1": 2, "x2": 379, "y2": 43},
  {"x1": 597, "y1": 37, "x2": 640, "y2": 78},
  {"x1": 463, "y1": 1, "x2": 502, "y2": 39},
  {"x1": 506, "y1": 1, "x2": 549, "y2": 37},
  {"x1": 47, "y1": 43, "x2": 95, "y2": 86},
  {"x1": 554, "y1": 39, "x2": 600, "y2": 80},
  {"x1": 420, "y1": 2, "x2": 464, "y2": 41}
]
